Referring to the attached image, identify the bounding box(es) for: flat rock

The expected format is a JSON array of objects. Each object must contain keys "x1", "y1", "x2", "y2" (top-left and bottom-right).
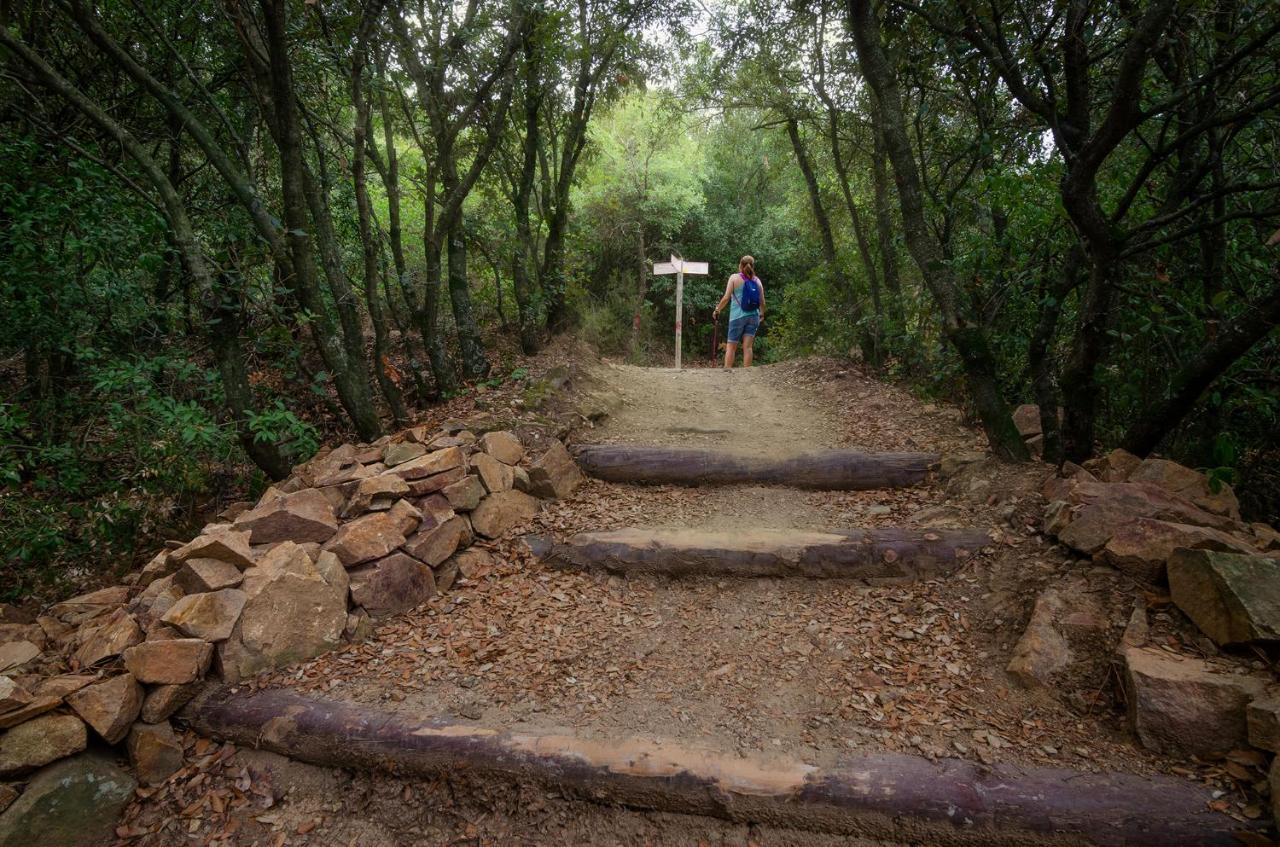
[
  {"x1": 1121, "y1": 645, "x2": 1266, "y2": 757},
  {"x1": 0, "y1": 679, "x2": 31, "y2": 715},
  {"x1": 46, "y1": 586, "x2": 129, "y2": 626},
  {"x1": 234, "y1": 488, "x2": 338, "y2": 544},
  {"x1": 388, "y1": 446, "x2": 464, "y2": 482},
  {"x1": 527, "y1": 442, "x2": 583, "y2": 500},
  {"x1": 0, "y1": 643, "x2": 39, "y2": 676},
  {"x1": 406, "y1": 465, "x2": 466, "y2": 497},
  {"x1": 1099, "y1": 518, "x2": 1257, "y2": 583},
  {"x1": 343, "y1": 474, "x2": 410, "y2": 517},
  {"x1": 140, "y1": 681, "x2": 204, "y2": 723},
  {"x1": 472, "y1": 452, "x2": 513, "y2": 493},
  {"x1": 123, "y1": 639, "x2": 213, "y2": 685},
  {"x1": 0, "y1": 751, "x2": 135, "y2": 847},
  {"x1": 449, "y1": 548, "x2": 496, "y2": 580},
  {"x1": 72, "y1": 609, "x2": 141, "y2": 669},
  {"x1": 471, "y1": 490, "x2": 540, "y2": 538},
  {"x1": 479, "y1": 431, "x2": 523, "y2": 465},
  {"x1": 383, "y1": 442, "x2": 427, "y2": 467},
  {"x1": 442, "y1": 475, "x2": 485, "y2": 511},
  {"x1": 172, "y1": 528, "x2": 254, "y2": 569},
  {"x1": 175, "y1": 558, "x2": 244, "y2": 593},
  {"x1": 218, "y1": 545, "x2": 348, "y2": 683},
  {"x1": 402, "y1": 515, "x2": 468, "y2": 567},
  {"x1": 0, "y1": 698, "x2": 60, "y2": 730},
  {"x1": 1168, "y1": 549, "x2": 1280, "y2": 645},
  {"x1": 323, "y1": 509, "x2": 412, "y2": 567},
  {"x1": 348, "y1": 553, "x2": 437, "y2": 617},
  {"x1": 127, "y1": 721, "x2": 184, "y2": 786},
  {"x1": 0, "y1": 714, "x2": 86, "y2": 777},
  {"x1": 161, "y1": 589, "x2": 247, "y2": 642},
  {"x1": 1082, "y1": 448, "x2": 1143, "y2": 482},
  {"x1": 65, "y1": 673, "x2": 143, "y2": 744},
  {"x1": 1128, "y1": 457, "x2": 1240, "y2": 519}
]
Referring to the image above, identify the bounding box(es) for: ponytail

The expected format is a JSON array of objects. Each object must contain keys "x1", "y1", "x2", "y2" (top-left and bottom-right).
[{"x1": 739, "y1": 255, "x2": 755, "y2": 280}]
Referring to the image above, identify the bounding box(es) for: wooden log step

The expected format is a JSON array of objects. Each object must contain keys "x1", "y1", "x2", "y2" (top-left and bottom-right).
[
  {"x1": 572, "y1": 445, "x2": 937, "y2": 490},
  {"x1": 525, "y1": 527, "x2": 992, "y2": 579},
  {"x1": 183, "y1": 687, "x2": 1254, "y2": 847}
]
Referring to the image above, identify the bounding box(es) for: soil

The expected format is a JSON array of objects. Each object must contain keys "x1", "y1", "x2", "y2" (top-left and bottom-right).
[{"x1": 117, "y1": 350, "x2": 1259, "y2": 845}]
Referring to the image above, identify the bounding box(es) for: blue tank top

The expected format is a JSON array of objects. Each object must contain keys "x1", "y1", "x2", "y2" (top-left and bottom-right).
[{"x1": 729, "y1": 274, "x2": 761, "y2": 321}]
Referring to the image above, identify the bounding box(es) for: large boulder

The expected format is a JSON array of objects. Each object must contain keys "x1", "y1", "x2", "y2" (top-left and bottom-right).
[
  {"x1": 527, "y1": 442, "x2": 584, "y2": 500},
  {"x1": 1127, "y1": 457, "x2": 1241, "y2": 520},
  {"x1": 471, "y1": 490, "x2": 540, "y2": 539},
  {"x1": 161, "y1": 589, "x2": 247, "y2": 642},
  {"x1": 1121, "y1": 646, "x2": 1267, "y2": 757},
  {"x1": 65, "y1": 673, "x2": 143, "y2": 744},
  {"x1": 348, "y1": 553, "x2": 437, "y2": 618},
  {"x1": 1050, "y1": 478, "x2": 1241, "y2": 556},
  {"x1": 1099, "y1": 518, "x2": 1257, "y2": 583},
  {"x1": 1082, "y1": 448, "x2": 1143, "y2": 483},
  {"x1": 122, "y1": 638, "x2": 213, "y2": 685},
  {"x1": 1168, "y1": 549, "x2": 1280, "y2": 645},
  {"x1": 217, "y1": 544, "x2": 348, "y2": 683},
  {"x1": 0, "y1": 751, "x2": 136, "y2": 847},
  {"x1": 234, "y1": 488, "x2": 338, "y2": 544},
  {"x1": 0, "y1": 714, "x2": 87, "y2": 777}
]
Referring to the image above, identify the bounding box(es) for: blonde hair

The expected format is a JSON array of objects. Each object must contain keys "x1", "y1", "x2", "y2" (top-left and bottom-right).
[{"x1": 739, "y1": 255, "x2": 755, "y2": 279}]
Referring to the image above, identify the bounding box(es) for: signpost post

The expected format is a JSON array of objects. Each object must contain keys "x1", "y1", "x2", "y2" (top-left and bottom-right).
[{"x1": 652, "y1": 253, "x2": 708, "y2": 369}]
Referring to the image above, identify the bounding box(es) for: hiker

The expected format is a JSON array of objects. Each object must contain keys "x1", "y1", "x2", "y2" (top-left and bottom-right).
[{"x1": 712, "y1": 255, "x2": 766, "y2": 369}]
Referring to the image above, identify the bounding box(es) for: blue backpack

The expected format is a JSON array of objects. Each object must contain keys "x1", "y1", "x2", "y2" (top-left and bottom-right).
[{"x1": 736, "y1": 274, "x2": 762, "y2": 312}]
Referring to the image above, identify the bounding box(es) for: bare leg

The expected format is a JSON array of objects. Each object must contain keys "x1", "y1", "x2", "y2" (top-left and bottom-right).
[
  {"x1": 724, "y1": 341, "x2": 737, "y2": 369},
  {"x1": 743, "y1": 334, "x2": 755, "y2": 367}
]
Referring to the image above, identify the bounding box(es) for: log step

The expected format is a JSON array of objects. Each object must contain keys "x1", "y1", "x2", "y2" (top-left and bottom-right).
[
  {"x1": 525, "y1": 527, "x2": 991, "y2": 579},
  {"x1": 572, "y1": 445, "x2": 937, "y2": 490},
  {"x1": 183, "y1": 687, "x2": 1255, "y2": 847}
]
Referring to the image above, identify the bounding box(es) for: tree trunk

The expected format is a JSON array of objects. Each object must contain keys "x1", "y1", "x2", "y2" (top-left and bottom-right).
[
  {"x1": 446, "y1": 211, "x2": 490, "y2": 379},
  {"x1": 573, "y1": 445, "x2": 937, "y2": 489},
  {"x1": 511, "y1": 22, "x2": 544, "y2": 354},
  {"x1": 846, "y1": 0, "x2": 1029, "y2": 461},
  {"x1": 631, "y1": 229, "x2": 648, "y2": 357},
  {"x1": 785, "y1": 117, "x2": 856, "y2": 316},
  {"x1": 527, "y1": 527, "x2": 989, "y2": 580},
  {"x1": 870, "y1": 119, "x2": 904, "y2": 328},
  {"x1": 1027, "y1": 245, "x2": 1085, "y2": 466}
]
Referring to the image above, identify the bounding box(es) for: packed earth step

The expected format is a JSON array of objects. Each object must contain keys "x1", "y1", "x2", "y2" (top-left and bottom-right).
[
  {"x1": 181, "y1": 686, "x2": 1261, "y2": 847},
  {"x1": 525, "y1": 527, "x2": 992, "y2": 580},
  {"x1": 572, "y1": 444, "x2": 938, "y2": 490}
]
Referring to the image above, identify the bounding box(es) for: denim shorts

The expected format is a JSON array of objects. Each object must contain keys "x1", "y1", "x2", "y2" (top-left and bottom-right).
[{"x1": 727, "y1": 314, "x2": 759, "y2": 342}]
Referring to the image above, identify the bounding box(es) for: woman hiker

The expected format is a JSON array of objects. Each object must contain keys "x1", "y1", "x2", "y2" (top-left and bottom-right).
[{"x1": 712, "y1": 255, "x2": 766, "y2": 369}]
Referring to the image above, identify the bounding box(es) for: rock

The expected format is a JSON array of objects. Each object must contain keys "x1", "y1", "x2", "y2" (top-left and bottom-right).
[
  {"x1": 382, "y1": 442, "x2": 427, "y2": 468},
  {"x1": 0, "y1": 715, "x2": 86, "y2": 777},
  {"x1": 46, "y1": 586, "x2": 129, "y2": 626},
  {"x1": 140, "y1": 681, "x2": 203, "y2": 723},
  {"x1": 344, "y1": 608, "x2": 374, "y2": 643},
  {"x1": 72, "y1": 609, "x2": 142, "y2": 669},
  {"x1": 0, "y1": 643, "x2": 39, "y2": 676},
  {"x1": 406, "y1": 465, "x2": 466, "y2": 497},
  {"x1": 1254, "y1": 522, "x2": 1280, "y2": 552},
  {"x1": 1025, "y1": 434, "x2": 1044, "y2": 456},
  {"x1": 34, "y1": 675, "x2": 93, "y2": 700},
  {"x1": 66, "y1": 674, "x2": 143, "y2": 744},
  {"x1": 1247, "y1": 697, "x2": 1280, "y2": 753},
  {"x1": 471, "y1": 490, "x2": 540, "y2": 539},
  {"x1": 172, "y1": 528, "x2": 254, "y2": 569},
  {"x1": 234, "y1": 488, "x2": 338, "y2": 544},
  {"x1": 388, "y1": 446, "x2": 464, "y2": 481},
  {"x1": 433, "y1": 556, "x2": 459, "y2": 592},
  {"x1": 402, "y1": 515, "x2": 468, "y2": 567},
  {"x1": 479, "y1": 431, "x2": 523, "y2": 465},
  {"x1": 447, "y1": 548, "x2": 495, "y2": 580},
  {"x1": 512, "y1": 466, "x2": 532, "y2": 493},
  {"x1": 343, "y1": 474, "x2": 410, "y2": 518},
  {"x1": 1006, "y1": 610, "x2": 1071, "y2": 689},
  {"x1": 1120, "y1": 602, "x2": 1149, "y2": 649},
  {"x1": 1121, "y1": 645, "x2": 1266, "y2": 757},
  {"x1": 472, "y1": 452, "x2": 514, "y2": 493},
  {"x1": 1127, "y1": 457, "x2": 1240, "y2": 519},
  {"x1": 126, "y1": 721, "x2": 184, "y2": 786},
  {"x1": 442, "y1": 476, "x2": 485, "y2": 511},
  {"x1": 527, "y1": 442, "x2": 583, "y2": 500},
  {"x1": 136, "y1": 550, "x2": 177, "y2": 587},
  {"x1": 313, "y1": 461, "x2": 373, "y2": 488},
  {"x1": 161, "y1": 589, "x2": 247, "y2": 642},
  {"x1": 1168, "y1": 549, "x2": 1280, "y2": 646},
  {"x1": 323, "y1": 509, "x2": 414, "y2": 567},
  {"x1": 937, "y1": 452, "x2": 985, "y2": 479},
  {"x1": 1083, "y1": 448, "x2": 1143, "y2": 483},
  {"x1": 174, "y1": 558, "x2": 244, "y2": 594},
  {"x1": 1012, "y1": 404, "x2": 1041, "y2": 438},
  {"x1": 122, "y1": 639, "x2": 213, "y2": 684},
  {"x1": 0, "y1": 786, "x2": 14, "y2": 815},
  {"x1": 348, "y1": 553, "x2": 437, "y2": 617},
  {"x1": 1042, "y1": 500, "x2": 1072, "y2": 536},
  {"x1": 0, "y1": 625, "x2": 43, "y2": 649},
  {"x1": 217, "y1": 545, "x2": 348, "y2": 683},
  {"x1": 0, "y1": 679, "x2": 31, "y2": 715},
  {"x1": 0, "y1": 751, "x2": 136, "y2": 847},
  {"x1": 1099, "y1": 518, "x2": 1257, "y2": 583}
]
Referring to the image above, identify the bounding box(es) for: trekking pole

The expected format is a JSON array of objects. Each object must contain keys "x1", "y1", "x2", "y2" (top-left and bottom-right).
[{"x1": 711, "y1": 311, "x2": 720, "y2": 364}]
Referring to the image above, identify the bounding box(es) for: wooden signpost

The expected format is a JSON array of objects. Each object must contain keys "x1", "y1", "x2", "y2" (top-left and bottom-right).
[{"x1": 652, "y1": 253, "x2": 708, "y2": 369}]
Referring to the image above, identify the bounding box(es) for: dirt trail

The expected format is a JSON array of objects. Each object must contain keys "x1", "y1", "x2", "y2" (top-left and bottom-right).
[{"x1": 124, "y1": 355, "x2": 1197, "y2": 845}]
